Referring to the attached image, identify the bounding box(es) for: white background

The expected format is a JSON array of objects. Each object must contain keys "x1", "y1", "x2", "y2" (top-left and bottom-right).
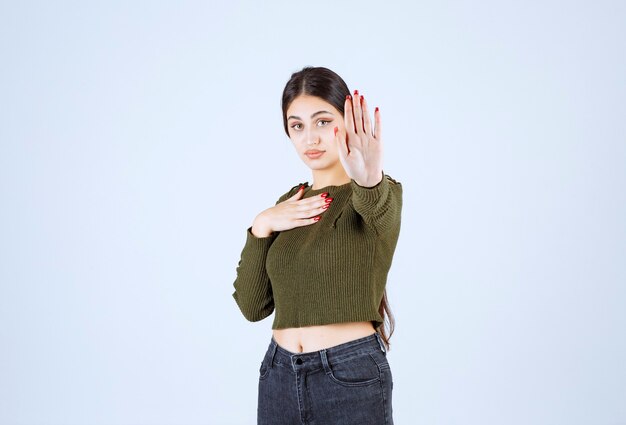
[{"x1": 1, "y1": 1, "x2": 624, "y2": 424}]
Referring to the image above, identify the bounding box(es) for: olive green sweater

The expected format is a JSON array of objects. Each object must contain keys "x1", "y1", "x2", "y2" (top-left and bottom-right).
[{"x1": 232, "y1": 171, "x2": 402, "y2": 330}]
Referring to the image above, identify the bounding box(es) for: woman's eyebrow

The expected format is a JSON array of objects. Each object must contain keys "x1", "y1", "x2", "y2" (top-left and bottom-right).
[{"x1": 287, "y1": 110, "x2": 334, "y2": 120}]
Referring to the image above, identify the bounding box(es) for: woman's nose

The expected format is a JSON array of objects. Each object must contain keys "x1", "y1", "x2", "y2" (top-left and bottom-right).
[{"x1": 305, "y1": 132, "x2": 319, "y2": 145}]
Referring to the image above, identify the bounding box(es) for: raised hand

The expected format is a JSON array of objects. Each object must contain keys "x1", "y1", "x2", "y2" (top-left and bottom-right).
[
  {"x1": 334, "y1": 89, "x2": 384, "y2": 187},
  {"x1": 251, "y1": 187, "x2": 334, "y2": 237}
]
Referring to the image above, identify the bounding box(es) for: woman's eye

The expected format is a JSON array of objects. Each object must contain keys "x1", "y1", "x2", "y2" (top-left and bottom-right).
[{"x1": 291, "y1": 120, "x2": 330, "y2": 130}]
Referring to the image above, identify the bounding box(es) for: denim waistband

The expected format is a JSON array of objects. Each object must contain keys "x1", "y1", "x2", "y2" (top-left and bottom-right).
[{"x1": 265, "y1": 331, "x2": 386, "y2": 373}]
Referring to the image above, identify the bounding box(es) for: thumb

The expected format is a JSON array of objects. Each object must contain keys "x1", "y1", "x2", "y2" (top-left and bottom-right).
[{"x1": 288, "y1": 184, "x2": 306, "y2": 200}]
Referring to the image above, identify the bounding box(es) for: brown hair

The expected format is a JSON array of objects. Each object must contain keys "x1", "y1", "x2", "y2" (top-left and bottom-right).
[{"x1": 281, "y1": 66, "x2": 396, "y2": 351}]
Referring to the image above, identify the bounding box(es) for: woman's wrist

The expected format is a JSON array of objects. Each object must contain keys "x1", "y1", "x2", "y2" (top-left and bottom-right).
[
  {"x1": 353, "y1": 170, "x2": 384, "y2": 188},
  {"x1": 251, "y1": 214, "x2": 273, "y2": 238}
]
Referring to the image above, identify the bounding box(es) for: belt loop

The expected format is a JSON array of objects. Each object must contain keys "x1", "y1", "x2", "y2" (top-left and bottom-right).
[
  {"x1": 374, "y1": 331, "x2": 386, "y2": 353},
  {"x1": 319, "y1": 349, "x2": 332, "y2": 375}
]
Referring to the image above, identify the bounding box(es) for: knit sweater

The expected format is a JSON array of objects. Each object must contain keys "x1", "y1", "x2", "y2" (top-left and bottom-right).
[{"x1": 231, "y1": 171, "x2": 402, "y2": 330}]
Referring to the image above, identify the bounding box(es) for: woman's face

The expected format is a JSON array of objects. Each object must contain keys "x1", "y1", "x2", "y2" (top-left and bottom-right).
[{"x1": 285, "y1": 94, "x2": 345, "y2": 171}]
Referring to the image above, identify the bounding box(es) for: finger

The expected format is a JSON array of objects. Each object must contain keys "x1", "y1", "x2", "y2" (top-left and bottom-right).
[
  {"x1": 293, "y1": 194, "x2": 331, "y2": 208},
  {"x1": 294, "y1": 202, "x2": 330, "y2": 220},
  {"x1": 288, "y1": 184, "x2": 306, "y2": 200},
  {"x1": 352, "y1": 89, "x2": 363, "y2": 134},
  {"x1": 294, "y1": 202, "x2": 325, "y2": 214},
  {"x1": 312, "y1": 205, "x2": 332, "y2": 218},
  {"x1": 309, "y1": 216, "x2": 322, "y2": 225},
  {"x1": 286, "y1": 185, "x2": 305, "y2": 202},
  {"x1": 374, "y1": 106, "x2": 382, "y2": 140},
  {"x1": 293, "y1": 216, "x2": 321, "y2": 227},
  {"x1": 344, "y1": 94, "x2": 356, "y2": 135},
  {"x1": 335, "y1": 126, "x2": 350, "y2": 158},
  {"x1": 361, "y1": 95, "x2": 373, "y2": 137}
]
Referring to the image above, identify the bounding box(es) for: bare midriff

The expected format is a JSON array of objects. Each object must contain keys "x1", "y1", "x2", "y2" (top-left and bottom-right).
[{"x1": 272, "y1": 321, "x2": 377, "y2": 354}]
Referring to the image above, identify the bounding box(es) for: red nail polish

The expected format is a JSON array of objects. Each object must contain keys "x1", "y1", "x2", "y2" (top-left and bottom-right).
[
  {"x1": 321, "y1": 192, "x2": 329, "y2": 197},
  {"x1": 346, "y1": 94, "x2": 351, "y2": 100},
  {"x1": 375, "y1": 106, "x2": 379, "y2": 112},
  {"x1": 360, "y1": 95, "x2": 364, "y2": 104},
  {"x1": 313, "y1": 216, "x2": 321, "y2": 221},
  {"x1": 325, "y1": 197, "x2": 334, "y2": 203},
  {"x1": 322, "y1": 204, "x2": 330, "y2": 209},
  {"x1": 354, "y1": 89, "x2": 359, "y2": 95}
]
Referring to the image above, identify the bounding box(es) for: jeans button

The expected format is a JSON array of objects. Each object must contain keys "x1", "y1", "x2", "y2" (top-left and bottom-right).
[{"x1": 295, "y1": 358, "x2": 303, "y2": 365}]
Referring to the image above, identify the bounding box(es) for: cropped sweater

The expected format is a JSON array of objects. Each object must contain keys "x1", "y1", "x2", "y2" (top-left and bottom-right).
[{"x1": 231, "y1": 171, "x2": 402, "y2": 331}]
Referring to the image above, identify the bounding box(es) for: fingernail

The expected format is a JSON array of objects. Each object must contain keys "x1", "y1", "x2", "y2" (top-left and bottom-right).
[
  {"x1": 321, "y1": 192, "x2": 329, "y2": 197},
  {"x1": 322, "y1": 204, "x2": 330, "y2": 209},
  {"x1": 313, "y1": 216, "x2": 321, "y2": 221},
  {"x1": 375, "y1": 106, "x2": 379, "y2": 112},
  {"x1": 325, "y1": 197, "x2": 334, "y2": 203},
  {"x1": 360, "y1": 95, "x2": 364, "y2": 104},
  {"x1": 354, "y1": 89, "x2": 359, "y2": 95},
  {"x1": 298, "y1": 185, "x2": 304, "y2": 191},
  {"x1": 346, "y1": 94, "x2": 351, "y2": 100}
]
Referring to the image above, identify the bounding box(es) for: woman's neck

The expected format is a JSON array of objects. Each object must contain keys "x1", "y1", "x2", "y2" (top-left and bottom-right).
[{"x1": 310, "y1": 169, "x2": 351, "y2": 190}]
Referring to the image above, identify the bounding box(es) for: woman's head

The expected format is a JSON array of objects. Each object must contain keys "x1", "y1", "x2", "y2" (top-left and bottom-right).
[
  {"x1": 281, "y1": 66, "x2": 350, "y2": 136},
  {"x1": 281, "y1": 66, "x2": 351, "y2": 172}
]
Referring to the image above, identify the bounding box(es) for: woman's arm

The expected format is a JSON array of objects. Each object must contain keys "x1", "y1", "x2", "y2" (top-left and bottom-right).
[
  {"x1": 351, "y1": 171, "x2": 403, "y2": 236},
  {"x1": 231, "y1": 184, "x2": 305, "y2": 321},
  {"x1": 333, "y1": 91, "x2": 402, "y2": 235},
  {"x1": 231, "y1": 225, "x2": 277, "y2": 322}
]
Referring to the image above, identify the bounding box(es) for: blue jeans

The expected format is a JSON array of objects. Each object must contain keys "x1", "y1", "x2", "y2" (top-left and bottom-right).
[{"x1": 257, "y1": 331, "x2": 394, "y2": 425}]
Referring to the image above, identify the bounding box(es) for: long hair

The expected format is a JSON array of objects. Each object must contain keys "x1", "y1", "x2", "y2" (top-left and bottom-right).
[{"x1": 280, "y1": 66, "x2": 396, "y2": 351}]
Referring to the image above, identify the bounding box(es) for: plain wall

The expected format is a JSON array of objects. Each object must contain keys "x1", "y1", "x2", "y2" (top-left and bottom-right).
[{"x1": 1, "y1": 0, "x2": 624, "y2": 424}]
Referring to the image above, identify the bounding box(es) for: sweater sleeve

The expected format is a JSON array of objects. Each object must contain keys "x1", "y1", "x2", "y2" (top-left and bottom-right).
[
  {"x1": 351, "y1": 171, "x2": 403, "y2": 235},
  {"x1": 231, "y1": 226, "x2": 278, "y2": 322},
  {"x1": 231, "y1": 184, "x2": 306, "y2": 322}
]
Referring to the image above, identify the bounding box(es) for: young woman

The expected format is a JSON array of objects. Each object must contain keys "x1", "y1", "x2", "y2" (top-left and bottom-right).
[{"x1": 232, "y1": 66, "x2": 402, "y2": 425}]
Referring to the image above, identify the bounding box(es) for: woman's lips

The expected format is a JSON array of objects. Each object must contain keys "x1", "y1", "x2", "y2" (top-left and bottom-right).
[{"x1": 305, "y1": 151, "x2": 325, "y2": 159}]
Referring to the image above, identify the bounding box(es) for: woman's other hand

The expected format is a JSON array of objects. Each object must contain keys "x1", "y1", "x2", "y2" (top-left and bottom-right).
[
  {"x1": 251, "y1": 187, "x2": 333, "y2": 237},
  {"x1": 334, "y1": 89, "x2": 384, "y2": 188}
]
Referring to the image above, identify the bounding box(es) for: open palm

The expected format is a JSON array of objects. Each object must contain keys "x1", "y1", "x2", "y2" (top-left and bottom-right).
[{"x1": 334, "y1": 89, "x2": 384, "y2": 187}]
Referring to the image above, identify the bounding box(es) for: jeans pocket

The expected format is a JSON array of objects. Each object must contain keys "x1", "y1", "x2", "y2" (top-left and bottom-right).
[
  {"x1": 369, "y1": 348, "x2": 394, "y2": 393},
  {"x1": 326, "y1": 351, "x2": 381, "y2": 387}
]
